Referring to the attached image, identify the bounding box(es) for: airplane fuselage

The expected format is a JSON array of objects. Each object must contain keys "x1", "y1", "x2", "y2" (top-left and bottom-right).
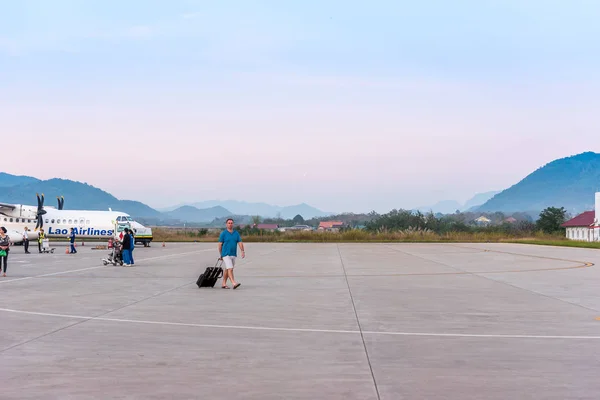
[{"x1": 0, "y1": 207, "x2": 129, "y2": 242}]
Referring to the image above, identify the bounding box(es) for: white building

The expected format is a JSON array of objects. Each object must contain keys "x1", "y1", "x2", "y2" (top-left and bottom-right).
[
  {"x1": 561, "y1": 192, "x2": 600, "y2": 242},
  {"x1": 474, "y1": 216, "x2": 491, "y2": 226}
]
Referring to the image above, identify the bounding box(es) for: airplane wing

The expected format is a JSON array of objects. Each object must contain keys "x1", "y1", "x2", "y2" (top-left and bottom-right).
[{"x1": 0, "y1": 203, "x2": 16, "y2": 210}]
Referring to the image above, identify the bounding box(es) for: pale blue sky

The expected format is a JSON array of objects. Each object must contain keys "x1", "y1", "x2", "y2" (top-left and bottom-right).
[{"x1": 1, "y1": 0, "x2": 600, "y2": 213}]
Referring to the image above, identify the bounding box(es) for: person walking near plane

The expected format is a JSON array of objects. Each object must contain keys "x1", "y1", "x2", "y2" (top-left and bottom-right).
[
  {"x1": 37, "y1": 228, "x2": 45, "y2": 253},
  {"x1": 22, "y1": 227, "x2": 30, "y2": 254},
  {"x1": 69, "y1": 228, "x2": 77, "y2": 254},
  {"x1": 121, "y1": 228, "x2": 131, "y2": 266},
  {"x1": 0, "y1": 227, "x2": 11, "y2": 277},
  {"x1": 218, "y1": 218, "x2": 244, "y2": 289},
  {"x1": 129, "y1": 229, "x2": 135, "y2": 265}
]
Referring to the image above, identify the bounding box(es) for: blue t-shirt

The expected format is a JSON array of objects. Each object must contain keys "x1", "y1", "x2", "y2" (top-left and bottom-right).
[{"x1": 219, "y1": 229, "x2": 242, "y2": 257}]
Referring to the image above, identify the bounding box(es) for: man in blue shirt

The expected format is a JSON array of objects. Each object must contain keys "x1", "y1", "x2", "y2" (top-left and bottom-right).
[{"x1": 218, "y1": 218, "x2": 245, "y2": 289}]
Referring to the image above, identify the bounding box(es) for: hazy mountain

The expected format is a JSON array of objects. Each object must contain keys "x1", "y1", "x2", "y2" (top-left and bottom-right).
[
  {"x1": 477, "y1": 152, "x2": 600, "y2": 214},
  {"x1": 165, "y1": 205, "x2": 232, "y2": 223},
  {"x1": 415, "y1": 200, "x2": 463, "y2": 214},
  {"x1": 0, "y1": 175, "x2": 160, "y2": 218},
  {"x1": 278, "y1": 203, "x2": 332, "y2": 219},
  {"x1": 0, "y1": 172, "x2": 40, "y2": 187},
  {"x1": 462, "y1": 190, "x2": 501, "y2": 211},
  {"x1": 161, "y1": 200, "x2": 332, "y2": 219},
  {"x1": 415, "y1": 191, "x2": 500, "y2": 214}
]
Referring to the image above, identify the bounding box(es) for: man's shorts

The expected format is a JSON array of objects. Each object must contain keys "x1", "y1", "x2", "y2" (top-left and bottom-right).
[{"x1": 222, "y1": 256, "x2": 236, "y2": 270}]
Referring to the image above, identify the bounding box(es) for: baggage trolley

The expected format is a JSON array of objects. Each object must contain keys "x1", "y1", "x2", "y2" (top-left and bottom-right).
[{"x1": 41, "y1": 238, "x2": 55, "y2": 254}]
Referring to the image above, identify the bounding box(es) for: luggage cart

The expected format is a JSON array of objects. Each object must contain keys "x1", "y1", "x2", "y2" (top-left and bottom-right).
[{"x1": 41, "y1": 238, "x2": 55, "y2": 253}]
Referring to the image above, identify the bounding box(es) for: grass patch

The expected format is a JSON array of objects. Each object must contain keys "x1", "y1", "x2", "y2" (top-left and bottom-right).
[
  {"x1": 151, "y1": 227, "x2": 592, "y2": 246},
  {"x1": 505, "y1": 239, "x2": 600, "y2": 249}
]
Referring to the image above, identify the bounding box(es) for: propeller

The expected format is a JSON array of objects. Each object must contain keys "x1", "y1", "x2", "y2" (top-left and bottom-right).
[
  {"x1": 35, "y1": 193, "x2": 47, "y2": 231},
  {"x1": 57, "y1": 196, "x2": 64, "y2": 210}
]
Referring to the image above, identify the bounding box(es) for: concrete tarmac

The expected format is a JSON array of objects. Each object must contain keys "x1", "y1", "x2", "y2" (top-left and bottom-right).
[{"x1": 1, "y1": 242, "x2": 600, "y2": 399}]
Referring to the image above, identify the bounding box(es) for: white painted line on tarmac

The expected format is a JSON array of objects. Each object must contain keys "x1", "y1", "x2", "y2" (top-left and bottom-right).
[
  {"x1": 0, "y1": 249, "x2": 214, "y2": 284},
  {"x1": 0, "y1": 308, "x2": 359, "y2": 335},
  {"x1": 361, "y1": 330, "x2": 600, "y2": 340},
  {"x1": 1, "y1": 307, "x2": 599, "y2": 340}
]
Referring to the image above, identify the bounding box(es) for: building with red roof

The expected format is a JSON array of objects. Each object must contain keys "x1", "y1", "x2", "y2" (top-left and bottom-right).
[
  {"x1": 561, "y1": 210, "x2": 595, "y2": 241},
  {"x1": 318, "y1": 221, "x2": 344, "y2": 232},
  {"x1": 255, "y1": 224, "x2": 279, "y2": 231}
]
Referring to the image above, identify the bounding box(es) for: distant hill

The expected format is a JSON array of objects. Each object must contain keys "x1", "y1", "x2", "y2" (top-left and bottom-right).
[
  {"x1": 477, "y1": 152, "x2": 600, "y2": 214},
  {"x1": 462, "y1": 190, "x2": 501, "y2": 211},
  {"x1": 415, "y1": 200, "x2": 462, "y2": 214},
  {"x1": 415, "y1": 191, "x2": 500, "y2": 214},
  {"x1": 0, "y1": 172, "x2": 40, "y2": 187},
  {"x1": 162, "y1": 200, "x2": 333, "y2": 219},
  {"x1": 165, "y1": 205, "x2": 233, "y2": 223},
  {"x1": 0, "y1": 175, "x2": 160, "y2": 218},
  {"x1": 279, "y1": 203, "x2": 332, "y2": 219},
  {"x1": 0, "y1": 172, "x2": 334, "y2": 225}
]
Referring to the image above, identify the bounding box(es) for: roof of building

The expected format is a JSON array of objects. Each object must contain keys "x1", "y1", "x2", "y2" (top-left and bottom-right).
[
  {"x1": 256, "y1": 224, "x2": 279, "y2": 229},
  {"x1": 318, "y1": 221, "x2": 344, "y2": 228},
  {"x1": 561, "y1": 211, "x2": 595, "y2": 227}
]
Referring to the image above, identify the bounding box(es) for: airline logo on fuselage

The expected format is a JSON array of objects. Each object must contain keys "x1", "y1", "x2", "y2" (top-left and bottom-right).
[{"x1": 47, "y1": 227, "x2": 114, "y2": 236}]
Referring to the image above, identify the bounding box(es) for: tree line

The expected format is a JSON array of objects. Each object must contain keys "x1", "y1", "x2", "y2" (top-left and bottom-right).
[{"x1": 250, "y1": 206, "x2": 569, "y2": 235}]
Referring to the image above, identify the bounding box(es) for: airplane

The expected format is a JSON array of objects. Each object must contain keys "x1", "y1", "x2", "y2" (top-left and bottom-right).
[{"x1": 0, "y1": 194, "x2": 153, "y2": 246}]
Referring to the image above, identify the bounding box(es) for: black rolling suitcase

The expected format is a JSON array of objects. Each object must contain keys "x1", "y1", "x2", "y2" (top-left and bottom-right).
[{"x1": 196, "y1": 258, "x2": 224, "y2": 288}]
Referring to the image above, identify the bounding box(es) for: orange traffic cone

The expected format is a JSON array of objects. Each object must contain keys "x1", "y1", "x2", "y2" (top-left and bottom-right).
[
  {"x1": 162, "y1": 242, "x2": 165, "y2": 247},
  {"x1": 65, "y1": 247, "x2": 69, "y2": 254}
]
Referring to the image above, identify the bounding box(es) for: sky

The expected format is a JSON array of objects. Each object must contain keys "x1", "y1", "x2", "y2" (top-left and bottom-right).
[{"x1": 1, "y1": 0, "x2": 600, "y2": 214}]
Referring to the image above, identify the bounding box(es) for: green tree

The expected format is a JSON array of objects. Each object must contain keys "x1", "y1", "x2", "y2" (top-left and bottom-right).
[
  {"x1": 536, "y1": 207, "x2": 567, "y2": 234},
  {"x1": 251, "y1": 215, "x2": 261, "y2": 226},
  {"x1": 292, "y1": 214, "x2": 305, "y2": 224}
]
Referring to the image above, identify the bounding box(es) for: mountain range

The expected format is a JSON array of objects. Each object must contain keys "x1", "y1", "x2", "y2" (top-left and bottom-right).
[
  {"x1": 0, "y1": 173, "x2": 332, "y2": 224},
  {"x1": 0, "y1": 175, "x2": 160, "y2": 217},
  {"x1": 160, "y1": 200, "x2": 333, "y2": 220},
  {"x1": 477, "y1": 151, "x2": 600, "y2": 215},
  {"x1": 2, "y1": 151, "x2": 599, "y2": 224},
  {"x1": 415, "y1": 191, "x2": 501, "y2": 214}
]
